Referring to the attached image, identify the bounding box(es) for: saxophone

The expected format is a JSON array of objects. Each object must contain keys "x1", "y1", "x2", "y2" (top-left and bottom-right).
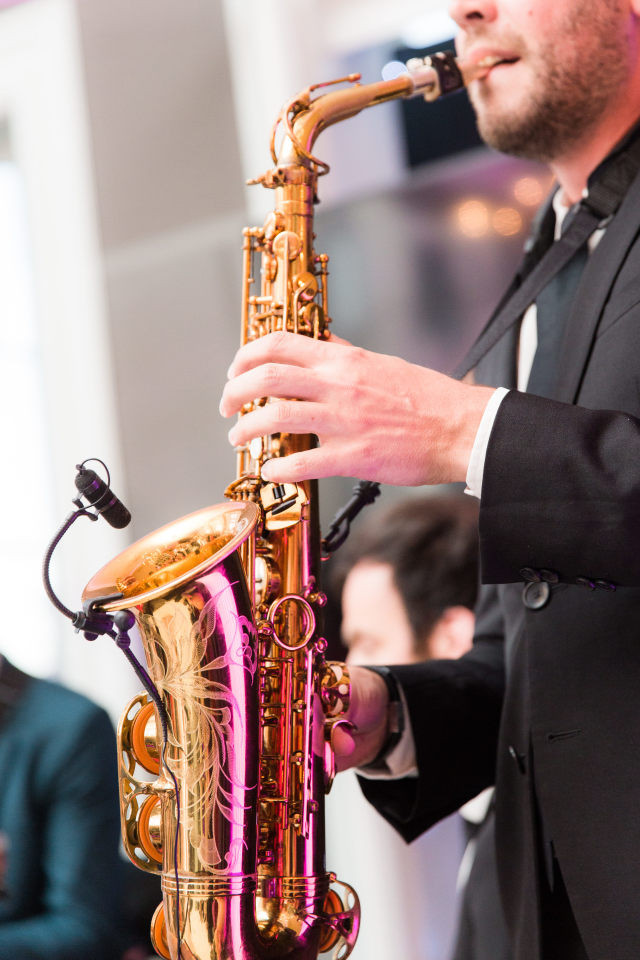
[{"x1": 81, "y1": 51, "x2": 483, "y2": 960}]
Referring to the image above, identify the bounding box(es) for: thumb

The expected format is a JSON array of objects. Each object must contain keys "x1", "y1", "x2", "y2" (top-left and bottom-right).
[{"x1": 332, "y1": 723, "x2": 357, "y2": 770}]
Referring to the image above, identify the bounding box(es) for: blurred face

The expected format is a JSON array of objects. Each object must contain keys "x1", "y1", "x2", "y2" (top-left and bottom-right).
[
  {"x1": 341, "y1": 561, "x2": 418, "y2": 666},
  {"x1": 449, "y1": 0, "x2": 632, "y2": 162}
]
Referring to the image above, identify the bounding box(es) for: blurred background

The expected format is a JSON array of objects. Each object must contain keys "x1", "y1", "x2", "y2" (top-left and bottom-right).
[{"x1": 0, "y1": 0, "x2": 548, "y2": 955}]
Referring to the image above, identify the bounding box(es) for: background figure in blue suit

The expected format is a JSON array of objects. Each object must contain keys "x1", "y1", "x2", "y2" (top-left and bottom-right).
[{"x1": 0, "y1": 655, "x2": 125, "y2": 959}]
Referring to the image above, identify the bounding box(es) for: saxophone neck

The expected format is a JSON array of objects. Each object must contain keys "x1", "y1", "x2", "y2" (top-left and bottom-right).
[{"x1": 250, "y1": 51, "x2": 479, "y2": 190}]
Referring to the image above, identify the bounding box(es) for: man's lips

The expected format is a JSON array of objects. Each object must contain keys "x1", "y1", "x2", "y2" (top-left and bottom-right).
[{"x1": 462, "y1": 49, "x2": 522, "y2": 77}]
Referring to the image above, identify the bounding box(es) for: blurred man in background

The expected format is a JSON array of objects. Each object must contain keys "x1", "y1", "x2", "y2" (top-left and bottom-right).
[{"x1": 0, "y1": 654, "x2": 125, "y2": 959}]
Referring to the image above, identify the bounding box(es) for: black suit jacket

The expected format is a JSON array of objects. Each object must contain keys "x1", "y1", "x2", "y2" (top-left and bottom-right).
[{"x1": 361, "y1": 167, "x2": 640, "y2": 960}]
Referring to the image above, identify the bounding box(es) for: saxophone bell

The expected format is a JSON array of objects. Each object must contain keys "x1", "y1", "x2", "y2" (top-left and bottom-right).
[{"x1": 84, "y1": 501, "x2": 358, "y2": 960}]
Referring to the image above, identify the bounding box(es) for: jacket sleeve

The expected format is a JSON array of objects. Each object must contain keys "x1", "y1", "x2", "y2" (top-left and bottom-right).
[
  {"x1": 358, "y1": 583, "x2": 505, "y2": 842},
  {"x1": 480, "y1": 389, "x2": 640, "y2": 586}
]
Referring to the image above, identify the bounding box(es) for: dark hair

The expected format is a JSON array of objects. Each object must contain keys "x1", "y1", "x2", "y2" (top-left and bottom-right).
[{"x1": 331, "y1": 493, "x2": 479, "y2": 648}]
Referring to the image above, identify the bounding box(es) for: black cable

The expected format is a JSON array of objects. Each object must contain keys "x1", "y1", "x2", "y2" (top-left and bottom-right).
[
  {"x1": 43, "y1": 463, "x2": 180, "y2": 955},
  {"x1": 113, "y1": 617, "x2": 183, "y2": 960},
  {"x1": 42, "y1": 508, "x2": 96, "y2": 621}
]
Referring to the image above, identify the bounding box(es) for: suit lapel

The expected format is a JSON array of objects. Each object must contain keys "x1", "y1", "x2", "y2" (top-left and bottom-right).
[
  {"x1": 555, "y1": 169, "x2": 640, "y2": 403},
  {"x1": 453, "y1": 194, "x2": 556, "y2": 381}
]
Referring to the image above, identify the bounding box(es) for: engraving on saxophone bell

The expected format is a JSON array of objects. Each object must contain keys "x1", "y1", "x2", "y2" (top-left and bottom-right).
[{"x1": 141, "y1": 573, "x2": 259, "y2": 874}]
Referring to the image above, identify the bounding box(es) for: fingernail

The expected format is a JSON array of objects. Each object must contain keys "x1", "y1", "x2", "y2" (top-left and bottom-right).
[
  {"x1": 228, "y1": 428, "x2": 237, "y2": 445},
  {"x1": 226, "y1": 362, "x2": 235, "y2": 379},
  {"x1": 260, "y1": 462, "x2": 273, "y2": 480}
]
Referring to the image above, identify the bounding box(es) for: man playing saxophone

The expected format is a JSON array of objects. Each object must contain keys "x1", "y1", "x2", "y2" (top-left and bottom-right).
[{"x1": 221, "y1": 1, "x2": 640, "y2": 957}]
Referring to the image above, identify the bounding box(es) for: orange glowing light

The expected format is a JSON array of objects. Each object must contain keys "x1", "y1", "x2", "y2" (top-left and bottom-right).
[
  {"x1": 492, "y1": 207, "x2": 523, "y2": 237},
  {"x1": 456, "y1": 199, "x2": 490, "y2": 238},
  {"x1": 513, "y1": 176, "x2": 544, "y2": 207}
]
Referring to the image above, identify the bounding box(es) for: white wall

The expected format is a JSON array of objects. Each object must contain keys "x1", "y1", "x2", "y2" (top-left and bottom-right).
[
  {"x1": 221, "y1": 0, "x2": 457, "y2": 218},
  {"x1": 0, "y1": 0, "x2": 133, "y2": 721}
]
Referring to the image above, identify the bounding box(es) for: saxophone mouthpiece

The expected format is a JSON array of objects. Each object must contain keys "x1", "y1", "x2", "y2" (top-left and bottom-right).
[{"x1": 406, "y1": 50, "x2": 496, "y2": 102}]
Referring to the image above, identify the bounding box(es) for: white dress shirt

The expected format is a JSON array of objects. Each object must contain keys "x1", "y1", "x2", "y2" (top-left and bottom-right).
[{"x1": 465, "y1": 189, "x2": 604, "y2": 497}]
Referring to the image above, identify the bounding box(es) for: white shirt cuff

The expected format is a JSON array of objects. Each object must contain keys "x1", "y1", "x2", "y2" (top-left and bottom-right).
[{"x1": 464, "y1": 387, "x2": 510, "y2": 499}]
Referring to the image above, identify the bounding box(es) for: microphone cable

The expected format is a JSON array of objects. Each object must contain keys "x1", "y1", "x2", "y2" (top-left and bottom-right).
[{"x1": 42, "y1": 460, "x2": 183, "y2": 958}]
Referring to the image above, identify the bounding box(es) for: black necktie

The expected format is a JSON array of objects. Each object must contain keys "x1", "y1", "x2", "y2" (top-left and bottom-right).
[
  {"x1": 454, "y1": 203, "x2": 599, "y2": 381},
  {"x1": 526, "y1": 212, "x2": 590, "y2": 399},
  {"x1": 454, "y1": 122, "x2": 640, "y2": 382}
]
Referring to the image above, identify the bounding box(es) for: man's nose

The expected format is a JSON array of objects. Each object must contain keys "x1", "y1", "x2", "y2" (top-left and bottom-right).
[{"x1": 448, "y1": 0, "x2": 498, "y2": 29}]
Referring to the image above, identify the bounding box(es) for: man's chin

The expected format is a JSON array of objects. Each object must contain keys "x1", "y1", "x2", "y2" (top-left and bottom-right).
[
  {"x1": 477, "y1": 120, "x2": 550, "y2": 161},
  {"x1": 472, "y1": 106, "x2": 538, "y2": 158},
  {"x1": 471, "y1": 88, "x2": 551, "y2": 160}
]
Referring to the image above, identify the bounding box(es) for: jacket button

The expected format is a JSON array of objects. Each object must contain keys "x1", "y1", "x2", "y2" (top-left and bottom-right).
[
  {"x1": 576, "y1": 576, "x2": 596, "y2": 590},
  {"x1": 540, "y1": 568, "x2": 560, "y2": 584},
  {"x1": 519, "y1": 567, "x2": 541, "y2": 582},
  {"x1": 522, "y1": 580, "x2": 550, "y2": 610},
  {"x1": 595, "y1": 579, "x2": 616, "y2": 592}
]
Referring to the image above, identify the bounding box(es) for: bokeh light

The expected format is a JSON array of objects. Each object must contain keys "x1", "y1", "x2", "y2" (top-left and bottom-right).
[
  {"x1": 455, "y1": 199, "x2": 490, "y2": 238},
  {"x1": 492, "y1": 206, "x2": 523, "y2": 236},
  {"x1": 381, "y1": 60, "x2": 409, "y2": 82},
  {"x1": 513, "y1": 176, "x2": 544, "y2": 207}
]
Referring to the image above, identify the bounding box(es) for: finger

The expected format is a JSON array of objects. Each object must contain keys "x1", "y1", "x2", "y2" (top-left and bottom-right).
[
  {"x1": 220, "y1": 363, "x2": 323, "y2": 417},
  {"x1": 259, "y1": 448, "x2": 337, "y2": 483},
  {"x1": 228, "y1": 400, "x2": 328, "y2": 446},
  {"x1": 260, "y1": 441, "x2": 384, "y2": 484},
  {"x1": 228, "y1": 330, "x2": 337, "y2": 378}
]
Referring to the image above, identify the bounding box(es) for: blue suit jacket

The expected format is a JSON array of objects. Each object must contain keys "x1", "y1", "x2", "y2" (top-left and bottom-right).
[{"x1": 0, "y1": 659, "x2": 124, "y2": 959}]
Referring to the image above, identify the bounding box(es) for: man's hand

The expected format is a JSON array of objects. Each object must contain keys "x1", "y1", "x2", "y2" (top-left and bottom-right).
[
  {"x1": 219, "y1": 332, "x2": 493, "y2": 486},
  {"x1": 332, "y1": 666, "x2": 390, "y2": 772}
]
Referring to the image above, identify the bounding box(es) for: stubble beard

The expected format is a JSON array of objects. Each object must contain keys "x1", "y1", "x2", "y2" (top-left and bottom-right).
[{"x1": 468, "y1": 6, "x2": 629, "y2": 163}]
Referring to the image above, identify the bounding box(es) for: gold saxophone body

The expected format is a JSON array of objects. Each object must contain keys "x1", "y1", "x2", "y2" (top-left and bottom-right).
[{"x1": 82, "y1": 52, "x2": 481, "y2": 960}]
